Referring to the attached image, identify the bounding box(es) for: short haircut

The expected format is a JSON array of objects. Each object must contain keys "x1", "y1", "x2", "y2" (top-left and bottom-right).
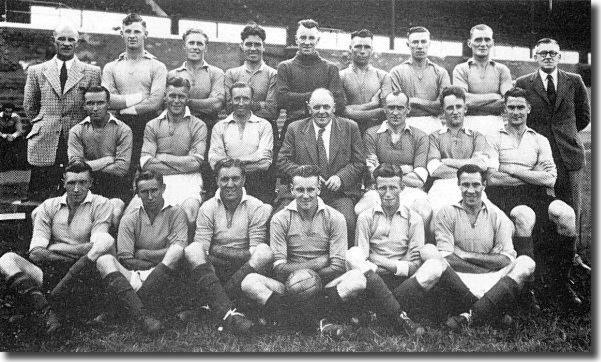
[
  {"x1": 457, "y1": 164, "x2": 487, "y2": 183},
  {"x1": 231, "y1": 82, "x2": 254, "y2": 98},
  {"x1": 469, "y1": 24, "x2": 493, "y2": 38},
  {"x1": 351, "y1": 29, "x2": 374, "y2": 39},
  {"x1": 182, "y1": 28, "x2": 209, "y2": 43},
  {"x1": 241, "y1": 22, "x2": 266, "y2": 42},
  {"x1": 440, "y1": 86, "x2": 466, "y2": 107},
  {"x1": 166, "y1": 76, "x2": 191, "y2": 91},
  {"x1": 2, "y1": 103, "x2": 15, "y2": 111},
  {"x1": 407, "y1": 26, "x2": 430, "y2": 38},
  {"x1": 535, "y1": 38, "x2": 560, "y2": 48},
  {"x1": 215, "y1": 158, "x2": 246, "y2": 179},
  {"x1": 291, "y1": 165, "x2": 321, "y2": 182},
  {"x1": 134, "y1": 169, "x2": 164, "y2": 189},
  {"x1": 64, "y1": 161, "x2": 93, "y2": 178},
  {"x1": 84, "y1": 85, "x2": 110, "y2": 102},
  {"x1": 386, "y1": 90, "x2": 410, "y2": 107},
  {"x1": 122, "y1": 13, "x2": 146, "y2": 27},
  {"x1": 297, "y1": 19, "x2": 319, "y2": 30},
  {"x1": 503, "y1": 87, "x2": 530, "y2": 104},
  {"x1": 373, "y1": 163, "x2": 403, "y2": 183}
]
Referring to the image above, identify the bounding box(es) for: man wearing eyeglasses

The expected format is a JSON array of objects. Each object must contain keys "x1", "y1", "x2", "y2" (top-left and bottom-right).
[
  {"x1": 515, "y1": 38, "x2": 590, "y2": 266},
  {"x1": 452, "y1": 24, "x2": 512, "y2": 137}
]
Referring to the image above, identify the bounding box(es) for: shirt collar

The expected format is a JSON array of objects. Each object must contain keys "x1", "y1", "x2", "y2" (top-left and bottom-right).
[
  {"x1": 54, "y1": 55, "x2": 76, "y2": 71},
  {"x1": 117, "y1": 50, "x2": 157, "y2": 61},
  {"x1": 81, "y1": 113, "x2": 120, "y2": 125},
  {"x1": 376, "y1": 121, "x2": 412, "y2": 134},
  {"x1": 439, "y1": 125, "x2": 473, "y2": 135},
  {"x1": 403, "y1": 57, "x2": 434, "y2": 66},
  {"x1": 451, "y1": 199, "x2": 492, "y2": 212},
  {"x1": 157, "y1": 106, "x2": 193, "y2": 120},
  {"x1": 350, "y1": 63, "x2": 373, "y2": 72},
  {"x1": 224, "y1": 112, "x2": 260, "y2": 123},
  {"x1": 539, "y1": 68, "x2": 558, "y2": 82},
  {"x1": 214, "y1": 188, "x2": 251, "y2": 204},
  {"x1": 499, "y1": 124, "x2": 536, "y2": 135},
  {"x1": 372, "y1": 202, "x2": 409, "y2": 219},
  {"x1": 176, "y1": 60, "x2": 209, "y2": 71},
  {"x1": 285, "y1": 197, "x2": 327, "y2": 213},
  {"x1": 59, "y1": 191, "x2": 94, "y2": 206},
  {"x1": 138, "y1": 200, "x2": 173, "y2": 212},
  {"x1": 312, "y1": 119, "x2": 333, "y2": 134},
  {"x1": 467, "y1": 57, "x2": 496, "y2": 66},
  {"x1": 244, "y1": 61, "x2": 267, "y2": 73}
]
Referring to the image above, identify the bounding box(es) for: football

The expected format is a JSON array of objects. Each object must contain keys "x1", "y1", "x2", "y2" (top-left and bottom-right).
[{"x1": 286, "y1": 269, "x2": 322, "y2": 302}]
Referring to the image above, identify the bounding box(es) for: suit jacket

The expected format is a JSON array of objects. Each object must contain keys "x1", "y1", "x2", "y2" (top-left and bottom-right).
[
  {"x1": 277, "y1": 116, "x2": 366, "y2": 197},
  {"x1": 515, "y1": 69, "x2": 590, "y2": 171},
  {"x1": 24, "y1": 57, "x2": 101, "y2": 166}
]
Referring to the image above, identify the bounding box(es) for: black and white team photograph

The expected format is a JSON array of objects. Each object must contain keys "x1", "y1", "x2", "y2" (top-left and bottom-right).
[{"x1": 0, "y1": 0, "x2": 592, "y2": 352}]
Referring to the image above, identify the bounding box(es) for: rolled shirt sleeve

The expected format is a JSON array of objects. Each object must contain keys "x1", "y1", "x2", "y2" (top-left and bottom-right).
[
  {"x1": 248, "y1": 203, "x2": 273, "y2": 248},
  {"x1": 433, "y1": 206, "x2": 456, "y2": 257},
  {"x1": 269, "y1": 211, "x2": 289, "y2": 267}
]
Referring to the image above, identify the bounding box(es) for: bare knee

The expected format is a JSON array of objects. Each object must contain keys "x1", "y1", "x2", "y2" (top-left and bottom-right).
[
  {"x1": 548, "y1": 200, "x2": 576, "y2": 236},
  {"x1": 96, "y1": 254, "x2": 118, "y2": 276},
  {"x1": 163, "y1": 244, "x2": 185, "y2": 269},
  {"x1": 181, "y1": 199, "x2": 201, "y2": 225},
  {"x1": 249, "y1": 243, "x2": 273, "y2": 269},
  {"x1": 345, "y1": 247, "x2": 367, "y2": 268},
  {"x1": 507, "y1": 256, "x2": 536, "y2": 285},
  {"x1": 0, "y1": 252, "x2": 22, "y2": 275},
  {"x1": 510, "y1": 205, "x2": 536, "y2": 237},
  {"x1": 419, "y1": 244, "x2": 443, "y2": 261},
  {"x1": 184, "y1": 242, "x2": 207, "y2": 267},
  {"x1": 109, "y1": 198, "x2": 125, "y2": 228},
  {"x1": 414, "y1": 258, "x2": 445, "y2": 290},
  {"x1": 335, "y1": 269, "x2": 366, "y2": 301}
]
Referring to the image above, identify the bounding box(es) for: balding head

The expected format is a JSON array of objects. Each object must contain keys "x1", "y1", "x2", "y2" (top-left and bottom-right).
[
  {"x1": 53, "y1": 21, "x2": 79, "y2": 60},
  {"x1": 308, "y1": 88, "x2": 335, "y2": 127}
]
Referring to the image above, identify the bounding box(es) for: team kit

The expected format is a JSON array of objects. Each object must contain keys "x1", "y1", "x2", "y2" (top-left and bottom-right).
[{"x1": 0, "y1": 12, "x2": 589, "y2": 338}]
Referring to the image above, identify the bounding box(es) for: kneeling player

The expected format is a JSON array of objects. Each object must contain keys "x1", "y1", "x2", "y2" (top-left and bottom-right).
[{"x1": 95, "y1": 170, "x2": 187, "y2": 334}]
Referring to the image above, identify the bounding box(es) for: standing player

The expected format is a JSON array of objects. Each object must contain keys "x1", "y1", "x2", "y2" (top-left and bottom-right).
[
  {"x1": 102, "y1": 13, "x2": 167, "y2": 178},
  {"x1": 24, "y1": 22, "x2": 101, "y2": 201},
  {"x1": 275, "y1": 19, "x2": 346, "y2": 139},
  {"x1": 340, "y1": 29, "x2": 391, "y2": 133},
  {"x1": 452, "y1": 24, "x2": 512, "y2": 137},
  {"x1": 389, "y1": 26, "x2": 450, "y2": 134}
]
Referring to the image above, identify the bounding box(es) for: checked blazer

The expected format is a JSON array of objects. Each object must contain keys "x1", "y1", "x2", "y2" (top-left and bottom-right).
[
  {"x1": 515, "y1": 69, "x2": 590, "y2": 171},
  {"x1": 23, "y1": 57, "x2": 101, "y2": 166}
]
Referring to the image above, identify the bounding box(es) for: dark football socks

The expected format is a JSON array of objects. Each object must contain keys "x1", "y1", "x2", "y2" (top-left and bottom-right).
[
  {"x1": 436, "y1": 267, "x2": 478, "y2": 315},
  {"x1": 136, "y1": 263, "x2": 173, "y2": 307},
  {"x1": 224, "y1": 262, "x2": 256, "y2": 298},
  {"x1": 363, "y1": 270, "x2": 401, "y2": 318},
  {"x1": 102, "y1": 271, "x2": 146, "y2": 321},
  {"x1": 470, "y1": 276, "x2": 518, "y2": 324},
  {"x1": 190, "y1": 263, "x2": 234, "y2": 318},
  {"x1": 7, "y1": 272, "x2": 47, "y2": 311},
  {"x1": 513, "y1": 236, "x2": 534, "y2": 258},
  {"x1": 50, "y1": 255, "x2": 94, "y2": 298}
]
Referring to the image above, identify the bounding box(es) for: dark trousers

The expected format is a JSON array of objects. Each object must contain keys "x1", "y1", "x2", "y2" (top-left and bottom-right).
[
  {"x1": 92, "y1": 171, "x2": 133, "y2": 202},
  {"x1": 27, "y1": 132, "x2": 68, "y2": 201},
  {"x1": 119, "y1": 113, "x2": 157, "y2": 177},
  {"x1": 0, "y1": 137, "x2": 28, "y2": 171},
  {"x1": 245, "y1": 167, "x2": 276, "y2": 204},
  {"x1": 555, "y1": 161, "x2": 583, "y2": 241}
]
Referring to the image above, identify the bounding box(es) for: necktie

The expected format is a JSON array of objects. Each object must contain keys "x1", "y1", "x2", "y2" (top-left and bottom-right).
[
  {"x1": 546, "y1": 74, "x2": 556, "y2": 105},
  {"x1": 316, "y1": 126, "x2": 328, "y2": 169},
  {"x1": 60, "y1": 61, "x2": 68, "y2": 93}
]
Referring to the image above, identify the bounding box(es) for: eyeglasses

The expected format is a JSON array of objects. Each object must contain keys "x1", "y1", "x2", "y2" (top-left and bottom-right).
[{"x1": 536, "y1": 51, "x2": 559, "y2": 58}]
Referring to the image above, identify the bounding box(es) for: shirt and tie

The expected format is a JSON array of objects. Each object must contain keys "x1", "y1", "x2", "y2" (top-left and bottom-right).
[
  {"x1": 55, "y1": 57, "x2": 75, "y2": 94},
  {"x1": 539, "y1": 68, "x2": 558, "y2": 104},
  {"x1": 313, "y1": 121, "x2": 332, "y2": 170}
]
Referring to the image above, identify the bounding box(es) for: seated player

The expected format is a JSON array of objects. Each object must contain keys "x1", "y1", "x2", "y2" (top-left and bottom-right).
[
  {"x1": 429, "y1": 164, "x2": 536, "y2": 330},
  {"x1": 452, "y1": 24, "x2": 511, "y2": 137},
  {"x1": 240, "y1": 165, "x2": 367, "y2": 334},
  {"x1": 486, "y1": 87, "x2": 581, "y2": 308},
  {"x1": 209, "y1": 82, "x2": 274, "y2": 204},
  {"x1": 389, "y1": 26, "x2": 450, "y2": 134},
  {"x1": 0, "y1": 162, "x2": 114, "y2": 334},
  {"x1": 182, "y1": 159, "x2": 273, "y2": 334},
  {"x1": 68, "y1": 86, "x2": 131, "y2": 226},
  {"x1": 426, "y1": 86, "x2": 489, "y2": 213},
  {"x1": 95, "y1": 170, "x2": 187, "y2": 334},
  {"x1": 0, "y1": 102, "x2": 27, "y2": 171},
  {"x1": 355, "y1": 91, "x2": 431, "y2": 221},
  {"x1": 138, "y1": 77, "x2": 207, "y2": 226},
  {"x1": 277, "y1": 88, "x2": 365, "y2": 247},
  {"x1": 345, "y1": 163, "x2": 450, "y2": 335}
]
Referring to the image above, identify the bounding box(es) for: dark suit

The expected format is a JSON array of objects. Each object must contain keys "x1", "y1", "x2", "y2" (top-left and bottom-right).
[
  {"x1": 515, "y1": 69, "x2": 590, "y2": 237},
  {"x1": 277, "y1": 116, "x2": 366, "y2": 245}
]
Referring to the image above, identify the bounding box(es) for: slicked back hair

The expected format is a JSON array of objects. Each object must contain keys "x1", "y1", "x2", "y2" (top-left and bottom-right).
[
  {"x1": 469, "y1": 24, "x2": 493, "y2": 38},
  {"x1": 503, "y1": 87, "x2": 530, "y2": 104},
  {"x1": 84, "y1": 85, "x2": 110, "y2": 102},
  {"x1": 122, "y1": 13, "x2": 146, "y2": 27},
  {"x1": 440, "y1": 85, "x2": 466, "y2": 107},
  {"x1": 297, "y1": 19, "x2": 319, "y2": 30},
  {"x1": 134, "y1": 169, "x2": 164, "y2": 190},
  {"x1": 241, "y1": 22, "x2": 266, "y2": 42},
  {"x1": 457, "y1": 164, "x2": 486, "y2": 183},
  {"x1": 64, "y1": 161, "x2": 93, "y2": 179},
  {"x1": 351, "y1": 29, "x2": 374, "y2": 39},
  {"x1": 182, "y1": 28, "x2": 209, "y2": 43},
  {"x1": 407, "y1": 26, "x2": 430, "y2": 38},
  {"x1": 373, "y1": 163, "x2": 403, "y2": 183},
  {"x1": 215, "y1": 158, "x2": 246, "y2": 180}
]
